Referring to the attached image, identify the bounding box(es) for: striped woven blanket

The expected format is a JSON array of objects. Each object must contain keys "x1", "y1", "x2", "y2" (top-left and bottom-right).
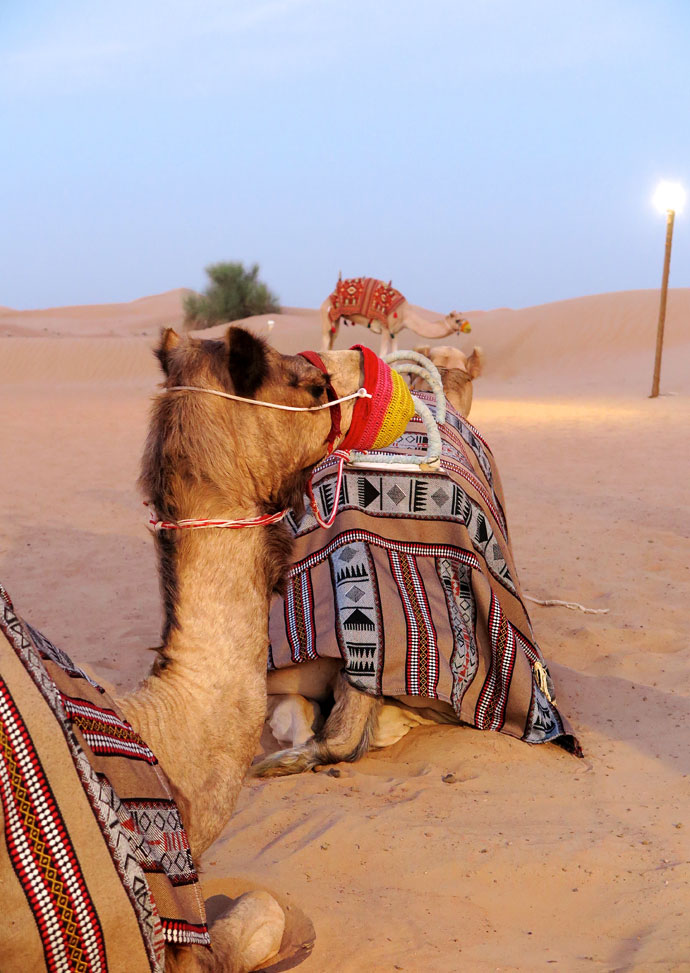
[
  {"x1": 0, "y1": 583, "x2": 209, "y2": 972},
  {"x1": 269, "y1": 393, "x2": 580, "y2": 753}
]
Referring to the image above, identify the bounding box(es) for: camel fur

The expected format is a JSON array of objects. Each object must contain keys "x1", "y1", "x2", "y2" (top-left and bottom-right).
[
  {"x1": 2, "y1": 326, "x2": 366, "y2": 972},
  {"x1": 320, "y1": 276, "x2": 471, "y2": 356}
]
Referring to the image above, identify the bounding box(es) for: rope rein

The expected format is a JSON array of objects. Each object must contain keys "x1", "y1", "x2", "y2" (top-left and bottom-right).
[{"x1": 165, "y1": 385, "x2": 371, "y2": 411}]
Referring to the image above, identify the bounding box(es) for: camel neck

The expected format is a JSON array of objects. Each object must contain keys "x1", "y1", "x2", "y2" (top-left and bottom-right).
[
  {"x1": 406, "y1": 309, "x2": 453, "y2": 338},
  {"x1": 120, "y1": 527, "x2": 275, "y2": 858}
]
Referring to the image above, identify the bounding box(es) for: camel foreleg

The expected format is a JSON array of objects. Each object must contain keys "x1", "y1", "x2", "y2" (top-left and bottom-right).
[
  {"x1": 251, "y1": 672, "x2": 380, "y2": 777},
  {"x1": 320, "y1": 303, "x2": 337, "y2": 351}
]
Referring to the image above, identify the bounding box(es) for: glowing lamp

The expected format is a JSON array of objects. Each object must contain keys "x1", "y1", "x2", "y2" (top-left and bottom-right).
[{"x1": 652, "y1": 180, "x2": 686, "y2": 215}]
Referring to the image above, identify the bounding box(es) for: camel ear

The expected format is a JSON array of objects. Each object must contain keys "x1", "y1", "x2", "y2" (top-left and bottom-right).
[
  {"x1": 414, "y1": 345, "x2": 432, "y2": 360},
  {"x1": 227, "y1": 326, "x2": 269, "y2": 397},
  {"x1": 466, "y1": 347, "x2": 484, "y2": 379},
  {"x1": 155, "y1": 328, "x2": 181, "y2": 375}
]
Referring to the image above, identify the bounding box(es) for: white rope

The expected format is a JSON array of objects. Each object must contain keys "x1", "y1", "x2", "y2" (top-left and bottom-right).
[
  {"x1": 349, "y1": 395, "x2": 442, "y2": 470},
  {"x1": 524, "y1": 595, "x2": 610, "y2": 615},
  {"x1": 165, "y1": 385, "x2": 371, "y2": 411}
]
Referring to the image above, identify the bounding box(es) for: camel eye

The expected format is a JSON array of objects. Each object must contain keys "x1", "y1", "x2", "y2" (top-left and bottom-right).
[{"x1": 307, "y1": 384, "x2": 325, "y2": 400}]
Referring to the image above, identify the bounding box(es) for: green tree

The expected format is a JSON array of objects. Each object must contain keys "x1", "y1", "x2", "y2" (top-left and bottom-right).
[{"x1": 184, "y1": 261, "x2": 280, "y2": 328}]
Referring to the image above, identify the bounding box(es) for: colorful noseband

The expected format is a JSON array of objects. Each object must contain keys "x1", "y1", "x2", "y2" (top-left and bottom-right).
[{"x1": 338, "y1": 345, "x2": 415, "y2": 452}]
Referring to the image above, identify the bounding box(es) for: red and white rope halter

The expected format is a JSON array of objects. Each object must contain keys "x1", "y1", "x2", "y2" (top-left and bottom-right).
[
  {"x1": 146, "y1": 380, "x2": 369, "y2": 532},
  {"x1": 145, "y1": 503, "x2": 290, "y2": 532}
]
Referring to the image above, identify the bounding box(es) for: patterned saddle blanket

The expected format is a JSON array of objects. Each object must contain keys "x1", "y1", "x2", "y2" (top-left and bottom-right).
[
  {"x1": 0, "y1": 583, "x2": 209, "y2": 972},
  {"x1": 327, "y1": 277, "x2": 406, "y2": 334},
  {"x1": 269, "y1": 393, "x2": 580, "y2": 753}
]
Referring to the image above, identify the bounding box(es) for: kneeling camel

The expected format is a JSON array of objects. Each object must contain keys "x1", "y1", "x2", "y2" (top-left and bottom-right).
[
  {"x1": 1, "y1": 327, "x2": 385, "y2": 972},
  {"x1": 255, "y1": 348, "x2": 581, "y2": 778}
]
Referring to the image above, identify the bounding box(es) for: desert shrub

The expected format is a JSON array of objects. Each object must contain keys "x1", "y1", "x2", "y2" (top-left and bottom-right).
[{"x1": 184, "y1": 261, "x2": 280, "y2": 328}]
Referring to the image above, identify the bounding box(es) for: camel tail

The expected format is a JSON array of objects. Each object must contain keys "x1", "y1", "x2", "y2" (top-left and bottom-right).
[{"x1": 252, "y1": 677, "x2": 381, "y2": 778}]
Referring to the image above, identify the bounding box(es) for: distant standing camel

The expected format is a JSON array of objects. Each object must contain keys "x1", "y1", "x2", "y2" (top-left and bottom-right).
[
  {"x1": 1, "y1": 327, "x2": 373, "y2": 973},
  {"x1": 321, "y1": 276, "x2": 471, "y2": 356}
]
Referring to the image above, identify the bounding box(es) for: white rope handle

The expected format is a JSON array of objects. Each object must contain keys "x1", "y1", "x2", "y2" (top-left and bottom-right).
[
  {"x1": 349, "y1": 395, "x2": 442, "y2": 470},
  {"x1": 165, "y1": 385, "x2": 371, "y2": 411},
  {"x1": 384, "y1": 350, "x2": 446, "y2": 427}
]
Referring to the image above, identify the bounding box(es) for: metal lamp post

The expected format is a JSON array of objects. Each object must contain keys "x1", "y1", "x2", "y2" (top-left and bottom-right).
[{"x1": 650, "y1": 180, "x2": 686, "y2": 398}]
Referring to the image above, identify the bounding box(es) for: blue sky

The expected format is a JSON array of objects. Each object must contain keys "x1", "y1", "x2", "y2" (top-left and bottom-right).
[{"x1": 1, "y1": 0, "x2": 689, "y2": 311}]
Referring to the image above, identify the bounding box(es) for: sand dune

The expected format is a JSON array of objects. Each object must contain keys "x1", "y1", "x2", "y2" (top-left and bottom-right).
[
  {"x1": 3, "y1": 287, "x2": 688, "y2": 397},
  {"x1": 1, "y1": 287, "x2": 688, "y2": 971},
  {"x1": 0, "y1": 287, "x2": 189, "y2": 338}
]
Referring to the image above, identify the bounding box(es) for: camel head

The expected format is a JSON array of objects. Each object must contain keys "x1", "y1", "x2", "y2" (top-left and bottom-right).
[
  {"x1": 141, "y1": 326, "x2": 364, "y2": 528},
  {"x1": 412, "y1": 344, "x2": 483, "y2": 417},
  {"x1": 446, "y1": 310, "x2": 472, "y2": 335}
]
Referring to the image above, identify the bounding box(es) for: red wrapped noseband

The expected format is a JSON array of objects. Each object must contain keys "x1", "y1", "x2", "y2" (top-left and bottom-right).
[{"x1": 338, "y1": 345, "x2": 391, "y2": 452}]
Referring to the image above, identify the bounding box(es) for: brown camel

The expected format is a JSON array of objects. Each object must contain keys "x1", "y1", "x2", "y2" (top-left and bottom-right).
[
  {"x1": 1, "y1": 327, "x2": 375, "y2": 972},
  {"x1": 321, "y1": 276, "x2": 471, "y2": 356},
  {"x1": 254, "y1": 349, "x2": 581, "y2": 779},
  {"x1": 410, "y1": 344, "x2": 484, "y2": 418}
]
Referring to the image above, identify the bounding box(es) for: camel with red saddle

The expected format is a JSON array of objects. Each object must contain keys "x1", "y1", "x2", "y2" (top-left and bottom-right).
[{"x1": 321, "y1": 276, "x2": 471, "y2": 356}]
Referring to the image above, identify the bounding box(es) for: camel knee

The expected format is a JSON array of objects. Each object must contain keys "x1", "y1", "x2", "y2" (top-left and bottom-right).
[
  {"x1": 266, "y1": 694, "x2": 322, "y2": 748},
  {"x1": 210, "y1": 891, "x2": 285, "y2": 972},
  {"x1": 164, "y1": 891, "x2": 284, "y2": 971}
]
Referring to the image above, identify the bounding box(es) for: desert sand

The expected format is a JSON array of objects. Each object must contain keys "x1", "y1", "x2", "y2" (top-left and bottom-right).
[{"x1": 1, "y1": 287, "x2": 689, "y2": 972}]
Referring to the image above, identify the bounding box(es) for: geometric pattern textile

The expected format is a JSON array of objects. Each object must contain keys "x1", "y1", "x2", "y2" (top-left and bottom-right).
[
  {"x1": 0, "y1": 583, "x2": 210, "y2": 972},
  {"x1": 269, "y1": 395, "x2": 581, "y2": 753}
]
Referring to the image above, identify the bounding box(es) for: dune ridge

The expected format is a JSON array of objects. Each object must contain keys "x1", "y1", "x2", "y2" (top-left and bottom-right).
[{"x1": 2, "y1": 288, "x2": 689, "y2": 397}]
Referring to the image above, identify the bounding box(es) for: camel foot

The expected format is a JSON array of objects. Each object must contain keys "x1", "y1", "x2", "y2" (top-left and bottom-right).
[
  {"x1": 210, "y1": 891, "x2": 285, "y2": 972},
  {"x1": 250, "y1": 746, "x2": 317, "y2": 778}
]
